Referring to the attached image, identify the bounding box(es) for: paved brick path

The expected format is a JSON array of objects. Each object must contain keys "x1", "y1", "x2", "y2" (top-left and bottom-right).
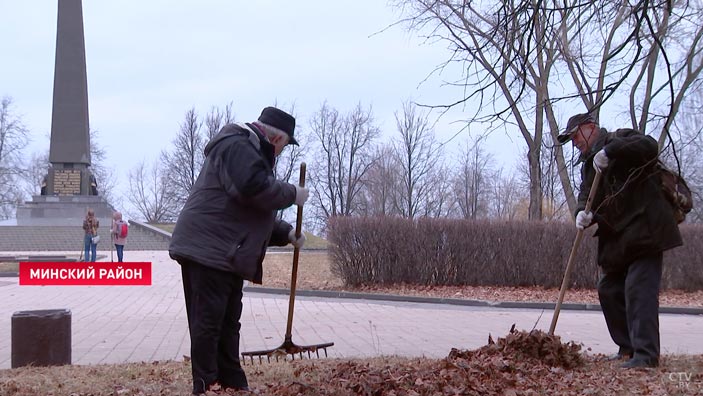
[{"x1": 1, "y1": 251, "x2": 701, "y2": 369}]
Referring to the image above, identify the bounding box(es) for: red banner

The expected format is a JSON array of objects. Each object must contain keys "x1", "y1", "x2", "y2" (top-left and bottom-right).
[{"x1": 19, "y1": 262, "x2": 152, "y2": 286}]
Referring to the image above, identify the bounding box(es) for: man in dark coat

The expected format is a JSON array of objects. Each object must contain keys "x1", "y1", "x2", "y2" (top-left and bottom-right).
[
  {"x1": 557, "y1": 113, "x2": 682, "y2": 369},
  {"x1": 169, "y1": 107, "x2": 308, "y2": 394}
]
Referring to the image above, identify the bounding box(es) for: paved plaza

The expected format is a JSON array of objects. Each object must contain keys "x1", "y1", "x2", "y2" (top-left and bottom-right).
[{"x1": 1, "y1": 251, "x2": 702, "y2": 369}]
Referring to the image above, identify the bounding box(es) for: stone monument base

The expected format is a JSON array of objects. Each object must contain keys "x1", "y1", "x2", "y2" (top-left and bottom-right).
[{"x1": 16, "y1": 195, "x2": 115, "y2": 226}]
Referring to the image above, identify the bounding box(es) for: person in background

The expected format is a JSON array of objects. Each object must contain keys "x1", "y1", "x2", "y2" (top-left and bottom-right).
[
  {"x1": 111, "y1": 211, "x2": 127, "y2": 262},
  {"x1": 89, "y1": 173, "x2": 99, "y2": 195},
  {"x1": 557, "y1": 112, "x2": 682, "y2": 369},
  {"x1": 82, "y1": 208, "x2": 99, "y2": 262}
]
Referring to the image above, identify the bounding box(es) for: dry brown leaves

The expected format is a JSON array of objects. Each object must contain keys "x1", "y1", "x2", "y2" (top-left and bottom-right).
[
  {"x1": 2, "y1": 346, "x2": 701, "y2": 395},
  {"x1": 457, "y1": 325, "x2": 585, "y2": 369},
  {"x1": 254, "y1": 328, "x2": 700, "y2": 396}
]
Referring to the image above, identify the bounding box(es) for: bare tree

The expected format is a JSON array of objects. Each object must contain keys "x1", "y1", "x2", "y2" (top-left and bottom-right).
[
  {"x1": 309, "y1": 102, "x2": 344, "y2": 227},
  {"x1": 0, "y1": 96, "x2": 29, "y2": 219},
  {"x1": 520, "y1": 142, "x2": 570, "y2": 221},
  {"x1": 539, "y1": 142, "x2": 569, "y2": 221},
  {"x1": 394, "y1": 0, "x2": 562, "y2": 219},
  {"x1": 359, "y1": 146, "x2": 400, "y2": 216},
  {"x1": 343, "y1": 103, "x2": 381, "y2": 213},
  {"x1": 88, "y1": 128, "x2": 120, "y2": 206},
  {"x1": 422, "y1": 162, "x2": 455, "y2": 218},
  {"x1": 392, "y1": 101, "x2": 439, "y2": 218},
  {"x1": 204, "y1": 102, "x2": 235, "y2": 140},
  {"x1": 162, "y1": 107, "x2": 205, "y2": 209},
  {"x1": 22, "y1": 151, "x2": 50, "y2": 197},
  {"x1": 308, "y1": 102, "x2": 379, "y2": 229},
  {"x1": 489, "y1": 167, "x2": 524, "y2": 220},
  {"x1": 554, "y1": 1, "x2": 703, "y2": 209},
  {"x1": 395, "y1": 1, "x2": 703, "y2": 218},
  {"x1": 127, "y1": 160, "x2": 178, "y2": 223},
  {"x1": 664, "y1": 90, "x2": 703, "y2": 223},
  {"x1": 452, "y1": 134, "x2": 493, "y2": 219}
]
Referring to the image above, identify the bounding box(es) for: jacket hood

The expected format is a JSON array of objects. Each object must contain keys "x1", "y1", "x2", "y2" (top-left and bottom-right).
[
  {"x1": 204, "y1": 123, "x2": 264, "y2": 156},
  {"x1": 202, "y1": 122, "x2": 275, "y2": 171},
  {"x1": 205, "y1": 124, "x2": 244, "y2": 156}
]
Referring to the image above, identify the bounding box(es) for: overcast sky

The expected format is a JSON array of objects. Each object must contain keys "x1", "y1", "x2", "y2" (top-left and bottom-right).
[{"x1": 0, "y1": 1, "x2": 521, "y2": 213}]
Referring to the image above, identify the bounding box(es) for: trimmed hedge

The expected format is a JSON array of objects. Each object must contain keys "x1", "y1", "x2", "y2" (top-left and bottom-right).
[{"x1": 327, "y1": 216, "x2": 703, "y2": 291}]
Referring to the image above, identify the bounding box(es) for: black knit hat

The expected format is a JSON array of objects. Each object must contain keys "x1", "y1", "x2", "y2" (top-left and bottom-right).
[{"x1": 257, "y1": 107, "x2": 298, "y2": 145}]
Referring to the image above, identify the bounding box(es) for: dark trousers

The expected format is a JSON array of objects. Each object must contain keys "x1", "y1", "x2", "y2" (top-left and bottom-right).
[
  {"x1": 597, "y1": 252, "x2": 662, "y2": 363},
  {"x1": 180, "y1": 259, "x2": 248, "y2": 393}
]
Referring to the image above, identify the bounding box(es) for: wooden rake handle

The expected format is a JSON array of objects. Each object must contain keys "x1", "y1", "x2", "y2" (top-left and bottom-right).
[
  {"x1": 284, "y1": 163, "x2": 306, "y2": 340},
  {"x1": 549, "y1": 170, "x2": 602, "y2": 335}
]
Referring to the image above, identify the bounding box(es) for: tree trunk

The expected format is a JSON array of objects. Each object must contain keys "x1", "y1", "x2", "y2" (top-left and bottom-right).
[{"x1": 527, "y1": 146, "x2": 543, "y2": 220}]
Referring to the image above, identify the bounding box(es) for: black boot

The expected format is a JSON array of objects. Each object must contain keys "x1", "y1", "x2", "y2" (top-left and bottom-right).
[
  {"x1": 621, "y1": 357, "x2": 658, "y2": 369},
  {"x1": 605, "y1": 348, "x2": 633, "y2": 361}
]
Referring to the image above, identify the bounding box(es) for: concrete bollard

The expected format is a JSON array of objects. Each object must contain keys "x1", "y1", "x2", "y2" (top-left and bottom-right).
[{"x1": 11, "y1": 309, "x2": 71, "y2": 368}]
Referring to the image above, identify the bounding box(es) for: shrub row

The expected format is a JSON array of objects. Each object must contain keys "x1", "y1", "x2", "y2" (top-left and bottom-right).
[{"x1": 327, "y1": 216, "x2": 703, "y2": 291}]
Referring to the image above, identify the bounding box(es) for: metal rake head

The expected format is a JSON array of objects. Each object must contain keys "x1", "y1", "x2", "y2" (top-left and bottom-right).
[{"x1": 241, "y1": 340, "x2": 334, "y2": 364}]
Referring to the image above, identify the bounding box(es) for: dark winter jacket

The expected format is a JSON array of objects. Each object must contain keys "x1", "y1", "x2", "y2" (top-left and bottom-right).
[
  {"x1": 169, "y1": 123, "x2": 296, "y2": 283},
  {"x1": 577, "y1": 128, "x2": 682, "y2": 272}
]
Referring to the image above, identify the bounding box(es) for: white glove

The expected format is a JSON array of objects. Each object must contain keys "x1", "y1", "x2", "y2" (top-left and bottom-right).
[
  {"x1": 288, "y1": 229, "x2": 306, "y2": 249},
  {"x1": 294, "y1": 185, "x2": 309, "y2": 206},
  {"x1": 593, "y1": 149, "x2": 609, "y2": 173},
  {"x1": 575, "y1": 210, "x2": 593, "y2": 230}
]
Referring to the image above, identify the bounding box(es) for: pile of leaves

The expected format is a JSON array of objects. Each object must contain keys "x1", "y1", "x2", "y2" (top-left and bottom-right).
[
  {"x1": 260, "y1": 327, "x2": 590, "y2": 395},
  {"x1": 462, "y1": 325, "x2": 585, "y2": 369}
]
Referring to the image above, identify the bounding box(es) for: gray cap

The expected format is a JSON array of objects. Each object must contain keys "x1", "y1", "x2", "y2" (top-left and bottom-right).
[{"x1": 557, "y1": 113, "x2": 597, "y2": 144}]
